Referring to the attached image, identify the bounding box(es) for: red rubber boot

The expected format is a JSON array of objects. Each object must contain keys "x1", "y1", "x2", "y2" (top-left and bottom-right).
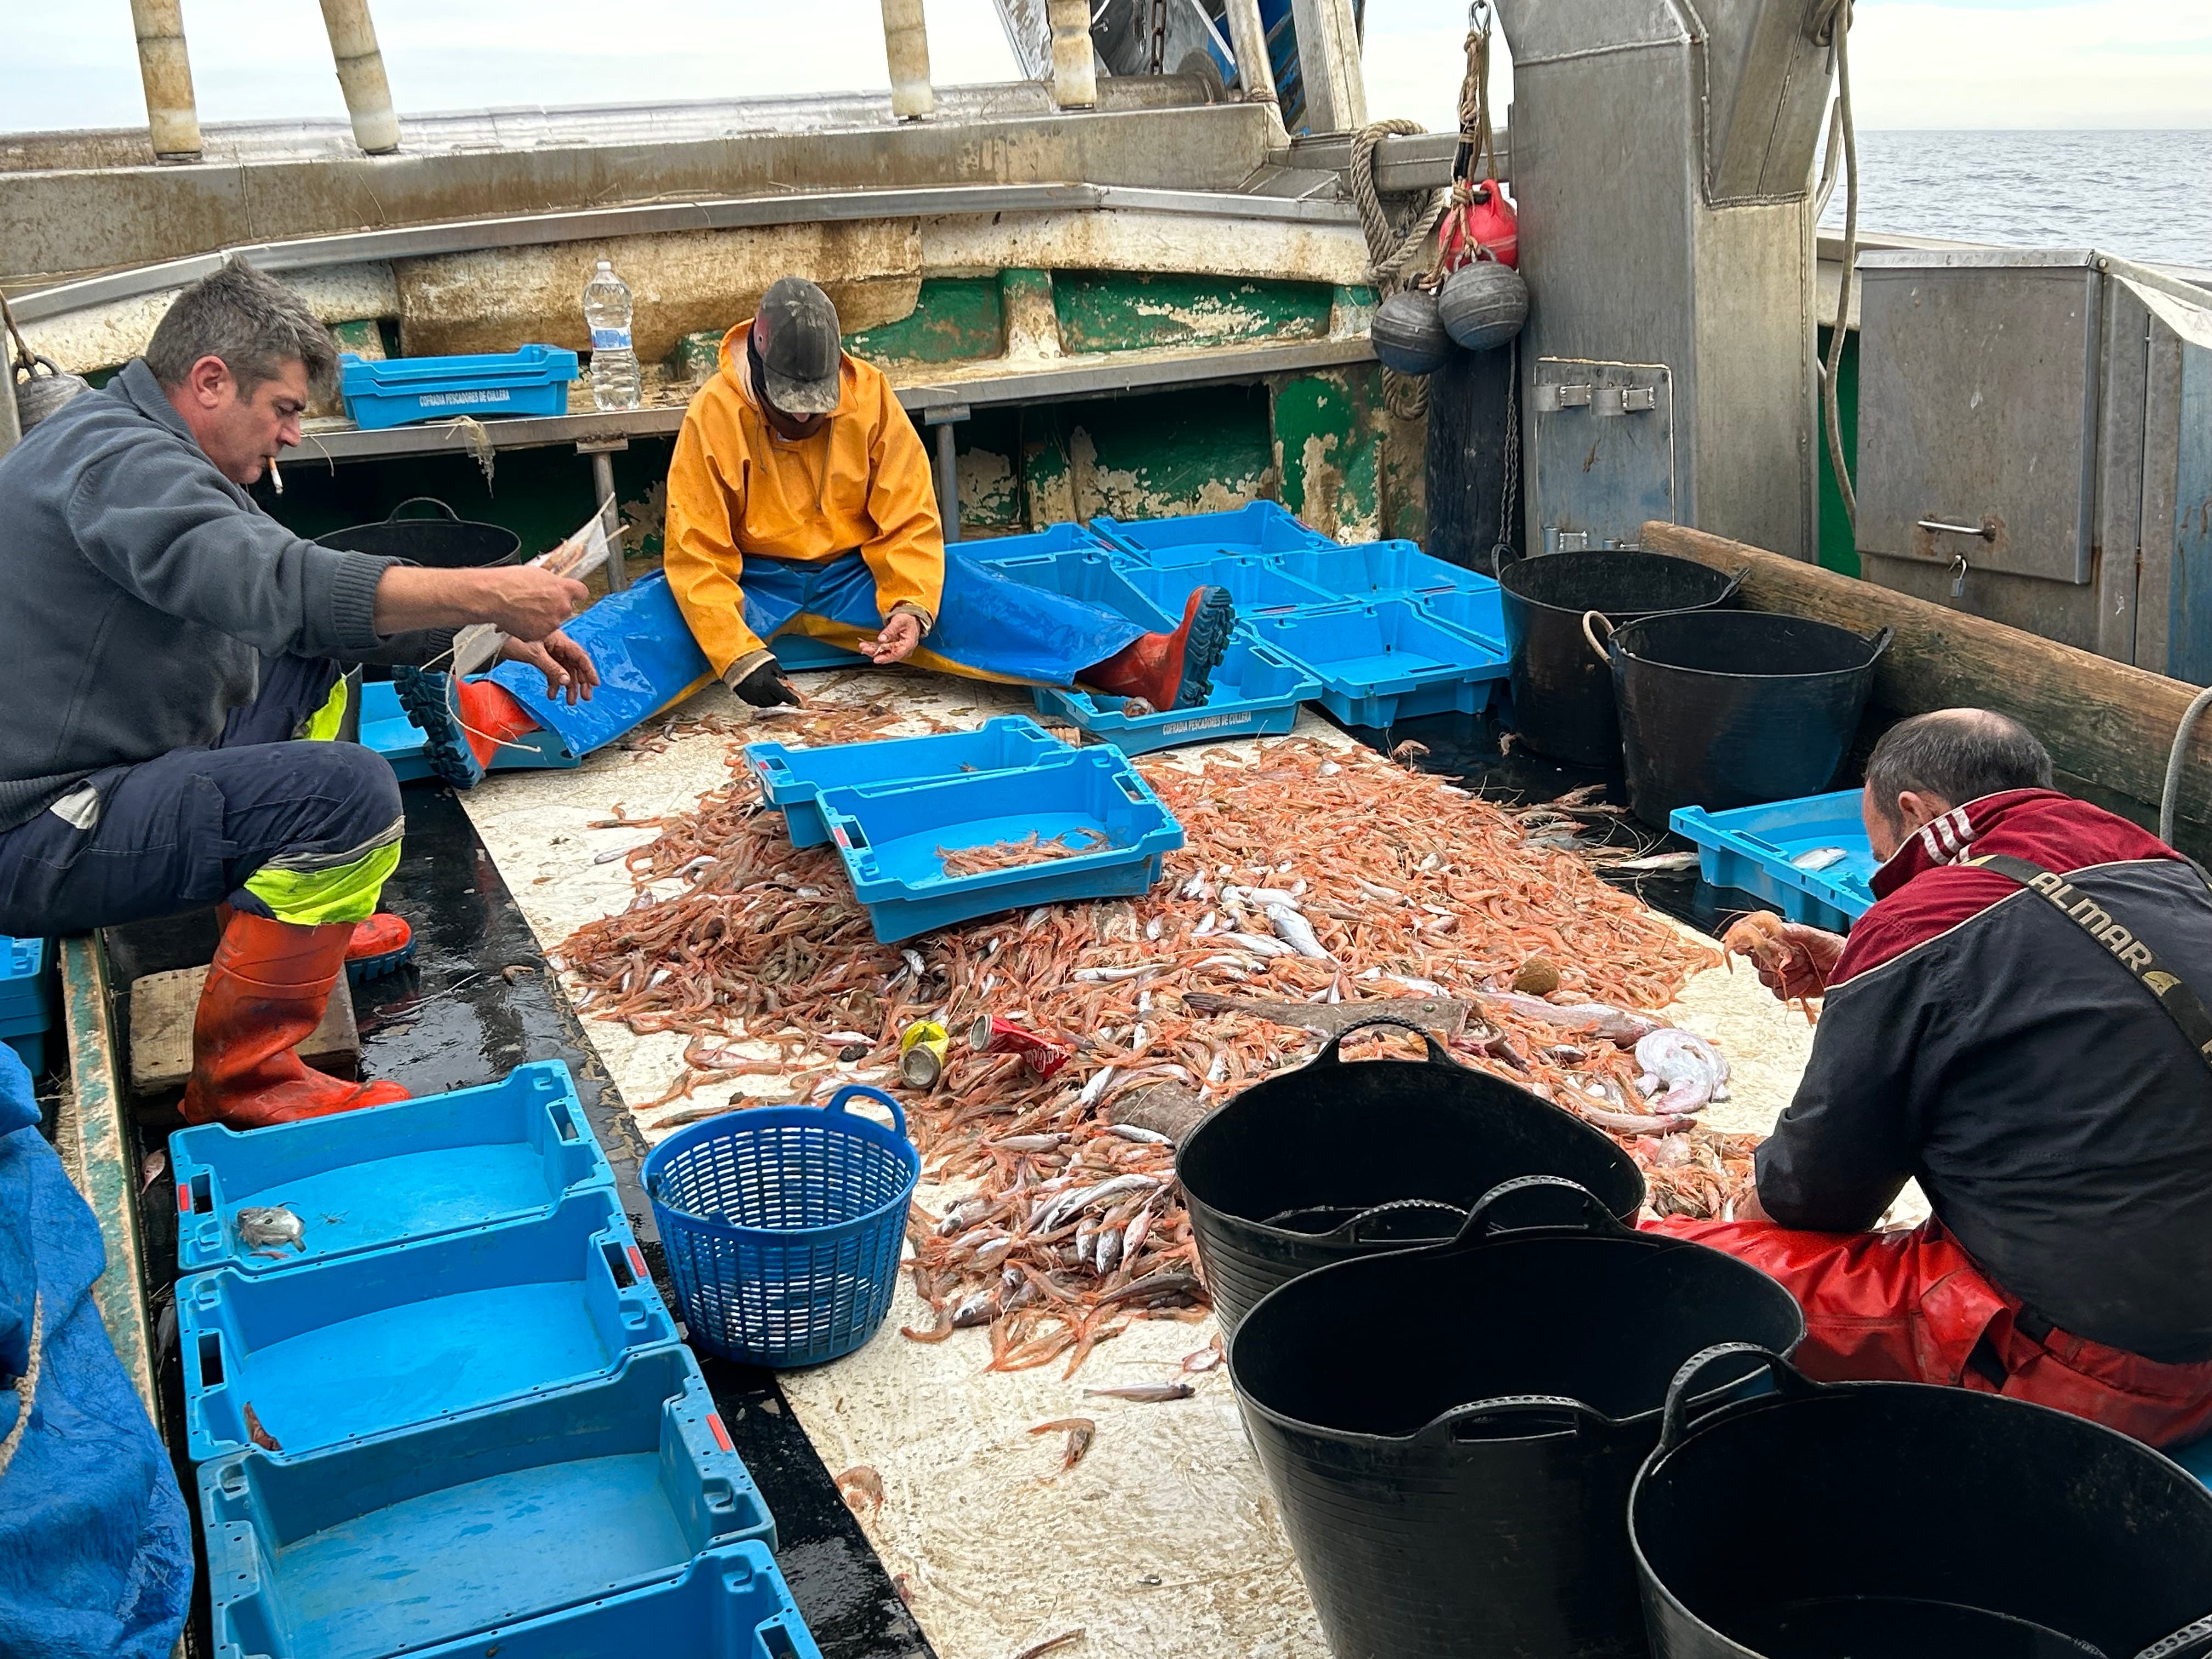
[
  {"x1": 345, "y1": 911, "x2": 416, "y2": 985},
  {"x1": 179, "y1": 913, "x2": 410, "y2": 1128},
  {"x1": 1079, "y1": 585, "x2": 1237, "y2": 712}
]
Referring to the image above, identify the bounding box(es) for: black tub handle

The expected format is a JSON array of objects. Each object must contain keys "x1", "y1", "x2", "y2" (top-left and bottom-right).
[
  {"x1": 1315, "y1": 1014, "x2": 1461, "y2": 1069},
  {"x1": 2138, "y1": 1613, "x2": 2212, "y2": 1659},
  {"x1": 1863, "y1": 625, "x2": 1895, "y2": 663},
  {"x1": 1417, "y1": 1392, "x2": 1620, "y2": 1446},
  {"x1": 1717, "y1": 565, "x2": 1751, "y2": 604},
  {"x1": 386, "y1": 496, "x2": 462, "y2": 522},
  {"x1": 1581, "y1": 609, "x2": 1615, "y2": 666},
  {"x1": 1450, "y1": 1174, "x2": 1630, "y2": 1246},
  {"x1": 1324, "y1": 1197, "x2": 1469, "y2": 1244},
  {"x1": 1655, "y1": 1342, "x2": 1819, "y2": 1455}
]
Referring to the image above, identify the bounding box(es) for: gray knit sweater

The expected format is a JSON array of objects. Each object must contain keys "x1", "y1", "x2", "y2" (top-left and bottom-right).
[{"x1": 0, "y1": 360, "x2": 397, "y2": 831}]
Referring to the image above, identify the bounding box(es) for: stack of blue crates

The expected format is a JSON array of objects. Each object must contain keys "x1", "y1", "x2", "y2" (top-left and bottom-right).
[
  {"x1": 972, "y1": 503, "x2": 1508, "y2": 740},
  {"x1": 0, "y1": 936, "x2": 53, "y2": 1074},
  {"x1": 168, "y1": 1061, "x2": 819, "y2": 1659}
]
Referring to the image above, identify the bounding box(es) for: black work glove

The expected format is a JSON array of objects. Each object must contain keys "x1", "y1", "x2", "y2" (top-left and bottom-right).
[{"x1": 730, "y1": 658, "x2": 802, "y2": 708}]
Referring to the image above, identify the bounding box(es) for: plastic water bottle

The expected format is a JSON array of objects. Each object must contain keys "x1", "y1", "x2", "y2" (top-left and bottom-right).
[{"x1": 583, "y1": 259, "x2": 640, "y2": 411}]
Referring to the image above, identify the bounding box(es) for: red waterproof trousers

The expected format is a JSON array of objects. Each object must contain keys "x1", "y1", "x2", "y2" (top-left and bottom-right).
[{"x1": 1650, "y1": 1216, "x2": 2212, "y2": 1449}]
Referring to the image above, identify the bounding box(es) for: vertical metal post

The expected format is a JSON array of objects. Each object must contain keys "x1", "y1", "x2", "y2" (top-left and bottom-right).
[
  {"x1": 579, "y1": 441, "x2": 629, "y2": 590},
  {"x1": 923, "y1": 406, "x2": 969, "y2": 544},
  {"x1": 1047, "y1": 0, "x2": 1098, "y2": 109},
  {"x1": 880, "y1": 0, "x2": 935, "y2": 120},
  {"x1": 130, "y1": 0, "x2": 202, "y2": 160},
  {"x1": 317, "y1": 0, "x2": 402, "y2": 154},
  {"x1": 1288, "y1": 0, "x2": 1366, "y2": 132},
  {"x1": 1220, "y1": 0, "x2": 1279, "y2": 120}
]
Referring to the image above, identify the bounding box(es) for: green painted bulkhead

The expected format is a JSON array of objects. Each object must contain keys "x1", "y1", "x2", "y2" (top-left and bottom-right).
[{"x1": 266, "y1": 266, "x2": 1424, "y2": 567}]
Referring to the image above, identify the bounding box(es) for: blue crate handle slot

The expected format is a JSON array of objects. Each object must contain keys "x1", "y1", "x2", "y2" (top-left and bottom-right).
[{"x1": 822, "y1": 1084, "x2": 908, "y2": 1142}]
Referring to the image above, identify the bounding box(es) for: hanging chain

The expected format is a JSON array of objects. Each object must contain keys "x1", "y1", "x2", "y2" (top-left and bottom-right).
[
  {"x1": 1147, "y1": 0, "x2": 1170, "y2": 74},
  {"x1": 1493, "y1": 337, "x2": 1521, "y2": 566}
]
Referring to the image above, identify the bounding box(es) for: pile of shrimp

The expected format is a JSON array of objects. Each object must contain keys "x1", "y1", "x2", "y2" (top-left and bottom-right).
[
  {"x1": 938, "y1": 828, "x2": 1108, "y2": 878},
  {"x1": 555, "y1": 710, "x2": 1751, "y2": 1374}
]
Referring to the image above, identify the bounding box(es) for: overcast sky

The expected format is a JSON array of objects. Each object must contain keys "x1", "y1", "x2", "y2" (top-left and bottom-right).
[{"x1": 8, "y1": 0, "x2": 2208, "y2": 134}]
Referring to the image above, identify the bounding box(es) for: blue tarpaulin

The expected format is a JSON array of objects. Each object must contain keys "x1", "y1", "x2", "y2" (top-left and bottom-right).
[
  {"x1": 0, "y1": 1043, "x2": 191, "y2": 1658},
  {"x1": 483, "y1": 554, "x2": 1150, "y2": 763}
]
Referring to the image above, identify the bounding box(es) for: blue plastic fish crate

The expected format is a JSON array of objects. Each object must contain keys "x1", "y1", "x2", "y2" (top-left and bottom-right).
[
  {"x1": 1272, "y1": 539, "x2": 1495, "y2": 603},
  {"x1": 1670, "y1": 791, "x2": 1877, "y2": 933},
  {"x1": 178, "y1": 1186, "x2": 675, "y2": 1462},
  {"x1": 401, "y1": 1543, "x2": 819, "y2": 1659},
  {"x1": 358, "y1": 678, "x2": 431, "y2": 782},
  {"x1": 171, "y1": 1061, "x2": 613, "y2": 1276},
  {"x1": 981, "y1": 545, "x2": 1177, "y2": 630},
  {"x1": 4, "y1": 1032, "x2": 44, "y2": 1074},
  {"x1": 1247, "y1": 598, "x2": 1511, "y2": 728},
  {"x1": 0, "y1": 935, "x2": 48, "y2": 1026},
  {"x1": 817, "y1": 749, "x2": 1184, "y2": 941},
  {"x1": 1417, "y1": 582, "x2": 1508, "y2": 648},
  {"x1": 338, "y1": 346, "x2": 579, "y2": 430},
  {"x1": 1114, "y1": 554, "x2": 1338, "y2": 617},
  {"x1": 201, "y1": 1345, "x2": 778, "y2": 1659},
  {"x1": 1033, "y1": 629, "x2": 1321, "y2": 755},
  {"x1": 744, "y1": 716, "x2": 1073, "y2": 849},
  {"x1": 965, "y1": 521, "x2": 1114, "y2": 560},
  {"x1": 1090, "y1": 501, "x2": 1333, "y2": 567}
]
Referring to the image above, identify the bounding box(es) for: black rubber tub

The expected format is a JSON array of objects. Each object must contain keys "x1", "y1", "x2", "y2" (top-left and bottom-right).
[
  {"x1": 1499, "y1": 551, "x2": 1745, "y2": 766},
  {"x1": 1599, "y1": 609, "x2": 1891, "y2": 828},
  {"x1": 1632, "y1": 1345, "x2": 2212, "y2": 1659},
  {"x1": 318, "y1": 496, "x2": 522, "y2": 568},
  {"x1": 1177, "y1": 1017, "x2": 1644, "y2": 1337},
  {"x1": 1230, "y1": 1178, "x2": 1806, "y2": 1659}
]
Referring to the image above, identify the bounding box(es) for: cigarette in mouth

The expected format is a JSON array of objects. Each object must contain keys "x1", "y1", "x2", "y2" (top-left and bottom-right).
[{"x1": 268, "y1": 456, "x2": 283, "y2": 494}]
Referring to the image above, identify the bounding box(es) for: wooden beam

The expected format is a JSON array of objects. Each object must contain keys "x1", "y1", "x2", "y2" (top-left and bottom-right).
[{"x1": 1640, "y1": 521, "x2": 2212, "y2": 830}]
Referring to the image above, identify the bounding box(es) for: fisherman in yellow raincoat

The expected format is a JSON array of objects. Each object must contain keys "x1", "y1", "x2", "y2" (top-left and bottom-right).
[{"x1": 405, "y1": 279, "x2": 1237, "y2": 785}]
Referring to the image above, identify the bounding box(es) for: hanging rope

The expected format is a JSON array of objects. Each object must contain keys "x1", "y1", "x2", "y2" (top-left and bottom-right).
[
  {"x1": 1351, "y1": 118, "x2": 1449, "y2": 421},
  {"x1": 1815, "y1": 0, "x2": 1860, "y2": 533}
]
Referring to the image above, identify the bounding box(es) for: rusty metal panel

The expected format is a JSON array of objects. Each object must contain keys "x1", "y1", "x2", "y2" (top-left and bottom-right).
[{"x1": 1857, "y1": 249, "x2": 2102, "y2": 588}]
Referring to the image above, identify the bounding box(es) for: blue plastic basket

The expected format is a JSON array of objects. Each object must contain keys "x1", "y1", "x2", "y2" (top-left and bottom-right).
[
  {"x1": 1114, "y1": 553, "x2": 1337, "y2": 617},
  {"x1": 1271, "y1": 539, "x2": 1493, "y2": 602},
  {"x1": 201, "y1": 1345, "x2": 778, "y2": 1659},
  {"x1": 1032, "y1": 629, "x2": 1322, "y2": 755},
  {"x1": 744, "y1": 715, "x2": 1072, "y2": 849},
  {"x1": 1417, "y1": 581, "x2": 1508, "y2": 648},
  {"x1": 1248, "y1": 598, "x2": 1512, "y2": 727},
  {"x1": 981, "y1": 545, "x2": 1176, "y2": 630},
  {"x1": 171, "y1": 1060, "x2": 613, "y2": 1276},
  {"x1": 645, "y1": 1087, "x2": 921, "y2": 1368},
  {"x1": 338, "y1": 346, "x2": 578, "y2": 430},
  {"x1": 0, "y1": 935, "x2": 48, "y2": 1025},
  {"x1": 1669, "y1": 790, "x2": 1879, "y2": 932},
  {"x1": 1090, "y1": 501, "x2": 1333, "y2": 566}
]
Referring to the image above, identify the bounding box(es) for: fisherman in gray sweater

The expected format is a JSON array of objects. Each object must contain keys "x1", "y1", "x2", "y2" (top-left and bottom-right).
[{"x1": 0, "y1": 258, "x2": 597, "y2": 1127}]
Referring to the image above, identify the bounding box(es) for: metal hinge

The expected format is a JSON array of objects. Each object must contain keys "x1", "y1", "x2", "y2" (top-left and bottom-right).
[
  {"x1": 1592, "y1": 387, "x2": 1657, "y2": 416},
  {"x1": 1532, "y1": 383, "x2": 1593, "y2": 414}
]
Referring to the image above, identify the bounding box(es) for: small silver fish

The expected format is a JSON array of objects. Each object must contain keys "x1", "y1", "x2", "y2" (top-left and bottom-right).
[
  {"x1": 235, "y1": 1205, "x2": 304, "y2": 1251},
  {"x1": 1266, "y1": 905, "x2": 1333, "y2": 962},
  {"x1": 1791, "y1": 847, "x2": 1849, "y2": 872},
  {"x1": 1217, "y1": 930, "x2": 1299, "y2": 958},
  {"x1": 1107, "y1": 1124, "x2": 1172, "y2": 1144},
  {"x1": 1082, "y1": 1382, "x2": 1195, "y2": 1403},
  {"x1": 1073, "y1": 966, "x2": 1152, "y2": 984},
  {"x1": 1633, "y1": 1028, "x2": 1731, "y2": 1115},
  {"x1": 591, "y1": 847, "x2": 632, "y2": 865},
  {"x1": 1610, "y1": 850, "x2": 1703, "y2": 873}
]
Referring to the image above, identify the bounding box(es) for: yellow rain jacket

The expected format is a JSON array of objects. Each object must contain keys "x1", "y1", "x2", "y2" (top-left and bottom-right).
[{"x1": 662, "y1": 321, "x2": 943, "y2": 679}]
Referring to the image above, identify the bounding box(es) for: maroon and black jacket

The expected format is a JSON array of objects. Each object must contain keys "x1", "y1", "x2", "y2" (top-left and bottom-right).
[{"x1": 1754, "y1": 788, "x2": 2212, "y2": 1363}]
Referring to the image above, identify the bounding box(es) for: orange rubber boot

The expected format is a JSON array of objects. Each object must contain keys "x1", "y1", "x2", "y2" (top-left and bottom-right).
[
  {"x1": 345, "y1": 911, "x2": 416, "y2": 985},
  {"x1": 179, "y1": 913, "x2": 410, "y2": 1128},
  {"x1": 1079, "y1": 585, "x2": 1237, "y2": 712}
]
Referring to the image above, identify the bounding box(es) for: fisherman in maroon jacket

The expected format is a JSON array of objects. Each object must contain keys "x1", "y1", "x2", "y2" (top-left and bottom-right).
[{"x1": 1661, "y1": 708, "x2": 2212, "y2": 1447}]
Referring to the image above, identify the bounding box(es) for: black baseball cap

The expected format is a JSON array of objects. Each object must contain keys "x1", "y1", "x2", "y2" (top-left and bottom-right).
[{"x1": 752, "y1": 278, "x2": 843, "y2": 415}]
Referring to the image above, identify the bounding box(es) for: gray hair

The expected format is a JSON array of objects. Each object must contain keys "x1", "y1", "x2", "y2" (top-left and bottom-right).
[
  {"x1": 144, "y1": 257, "x2": 339, "y2": 396},
  {"x1": 1864, "y1": 708, "x2": 2053, "y2": 828}
]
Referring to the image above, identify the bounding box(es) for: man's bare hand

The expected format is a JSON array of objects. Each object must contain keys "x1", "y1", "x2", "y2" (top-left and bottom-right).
[
  {"x1": 372, "y1": 564, "x2": 589, "y2": 640},
  {"x1": 473, "y1": 567, "x2": 590, "y2": 641},
  {"x1": 861, "y1": 612, "x2": 924, "y2": 665},
  {"x1": 500, "y1": 630, "x2": 600, "y2": 705},
  {"x1": 1756, "y1": 923, "x2": 1846, "y2": 1003}
]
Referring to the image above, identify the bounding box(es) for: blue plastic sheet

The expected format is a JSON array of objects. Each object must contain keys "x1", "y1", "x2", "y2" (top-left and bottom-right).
[
  {"x1": 484, "y1": 552, "x2": 1151, "y2": 764},
  {"x1": 0, "y1": 1044, "x2": 191, "y2": 1658}
]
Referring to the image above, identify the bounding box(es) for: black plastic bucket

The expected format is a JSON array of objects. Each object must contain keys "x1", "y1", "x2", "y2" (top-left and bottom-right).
[
  {"x1": 1231, "y1": 1178, "x2": 1806, "y2": 1659},
  {"x1": 319, "y1": 496, "x2": 522, "y2": 568},
  {"x1": 1499, "y1": 551, "x2": 1745, "y2": 766},
  {"x1": 1177, "y1": 1018, "x2": 1644, "y2": 1337},
  {"x1": 1631, "y1": 1345, "x2": 2212, "y2": 1659},
  {"x1": 1600, "y1": 610, "x2": 1891, "y2": 828}
]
